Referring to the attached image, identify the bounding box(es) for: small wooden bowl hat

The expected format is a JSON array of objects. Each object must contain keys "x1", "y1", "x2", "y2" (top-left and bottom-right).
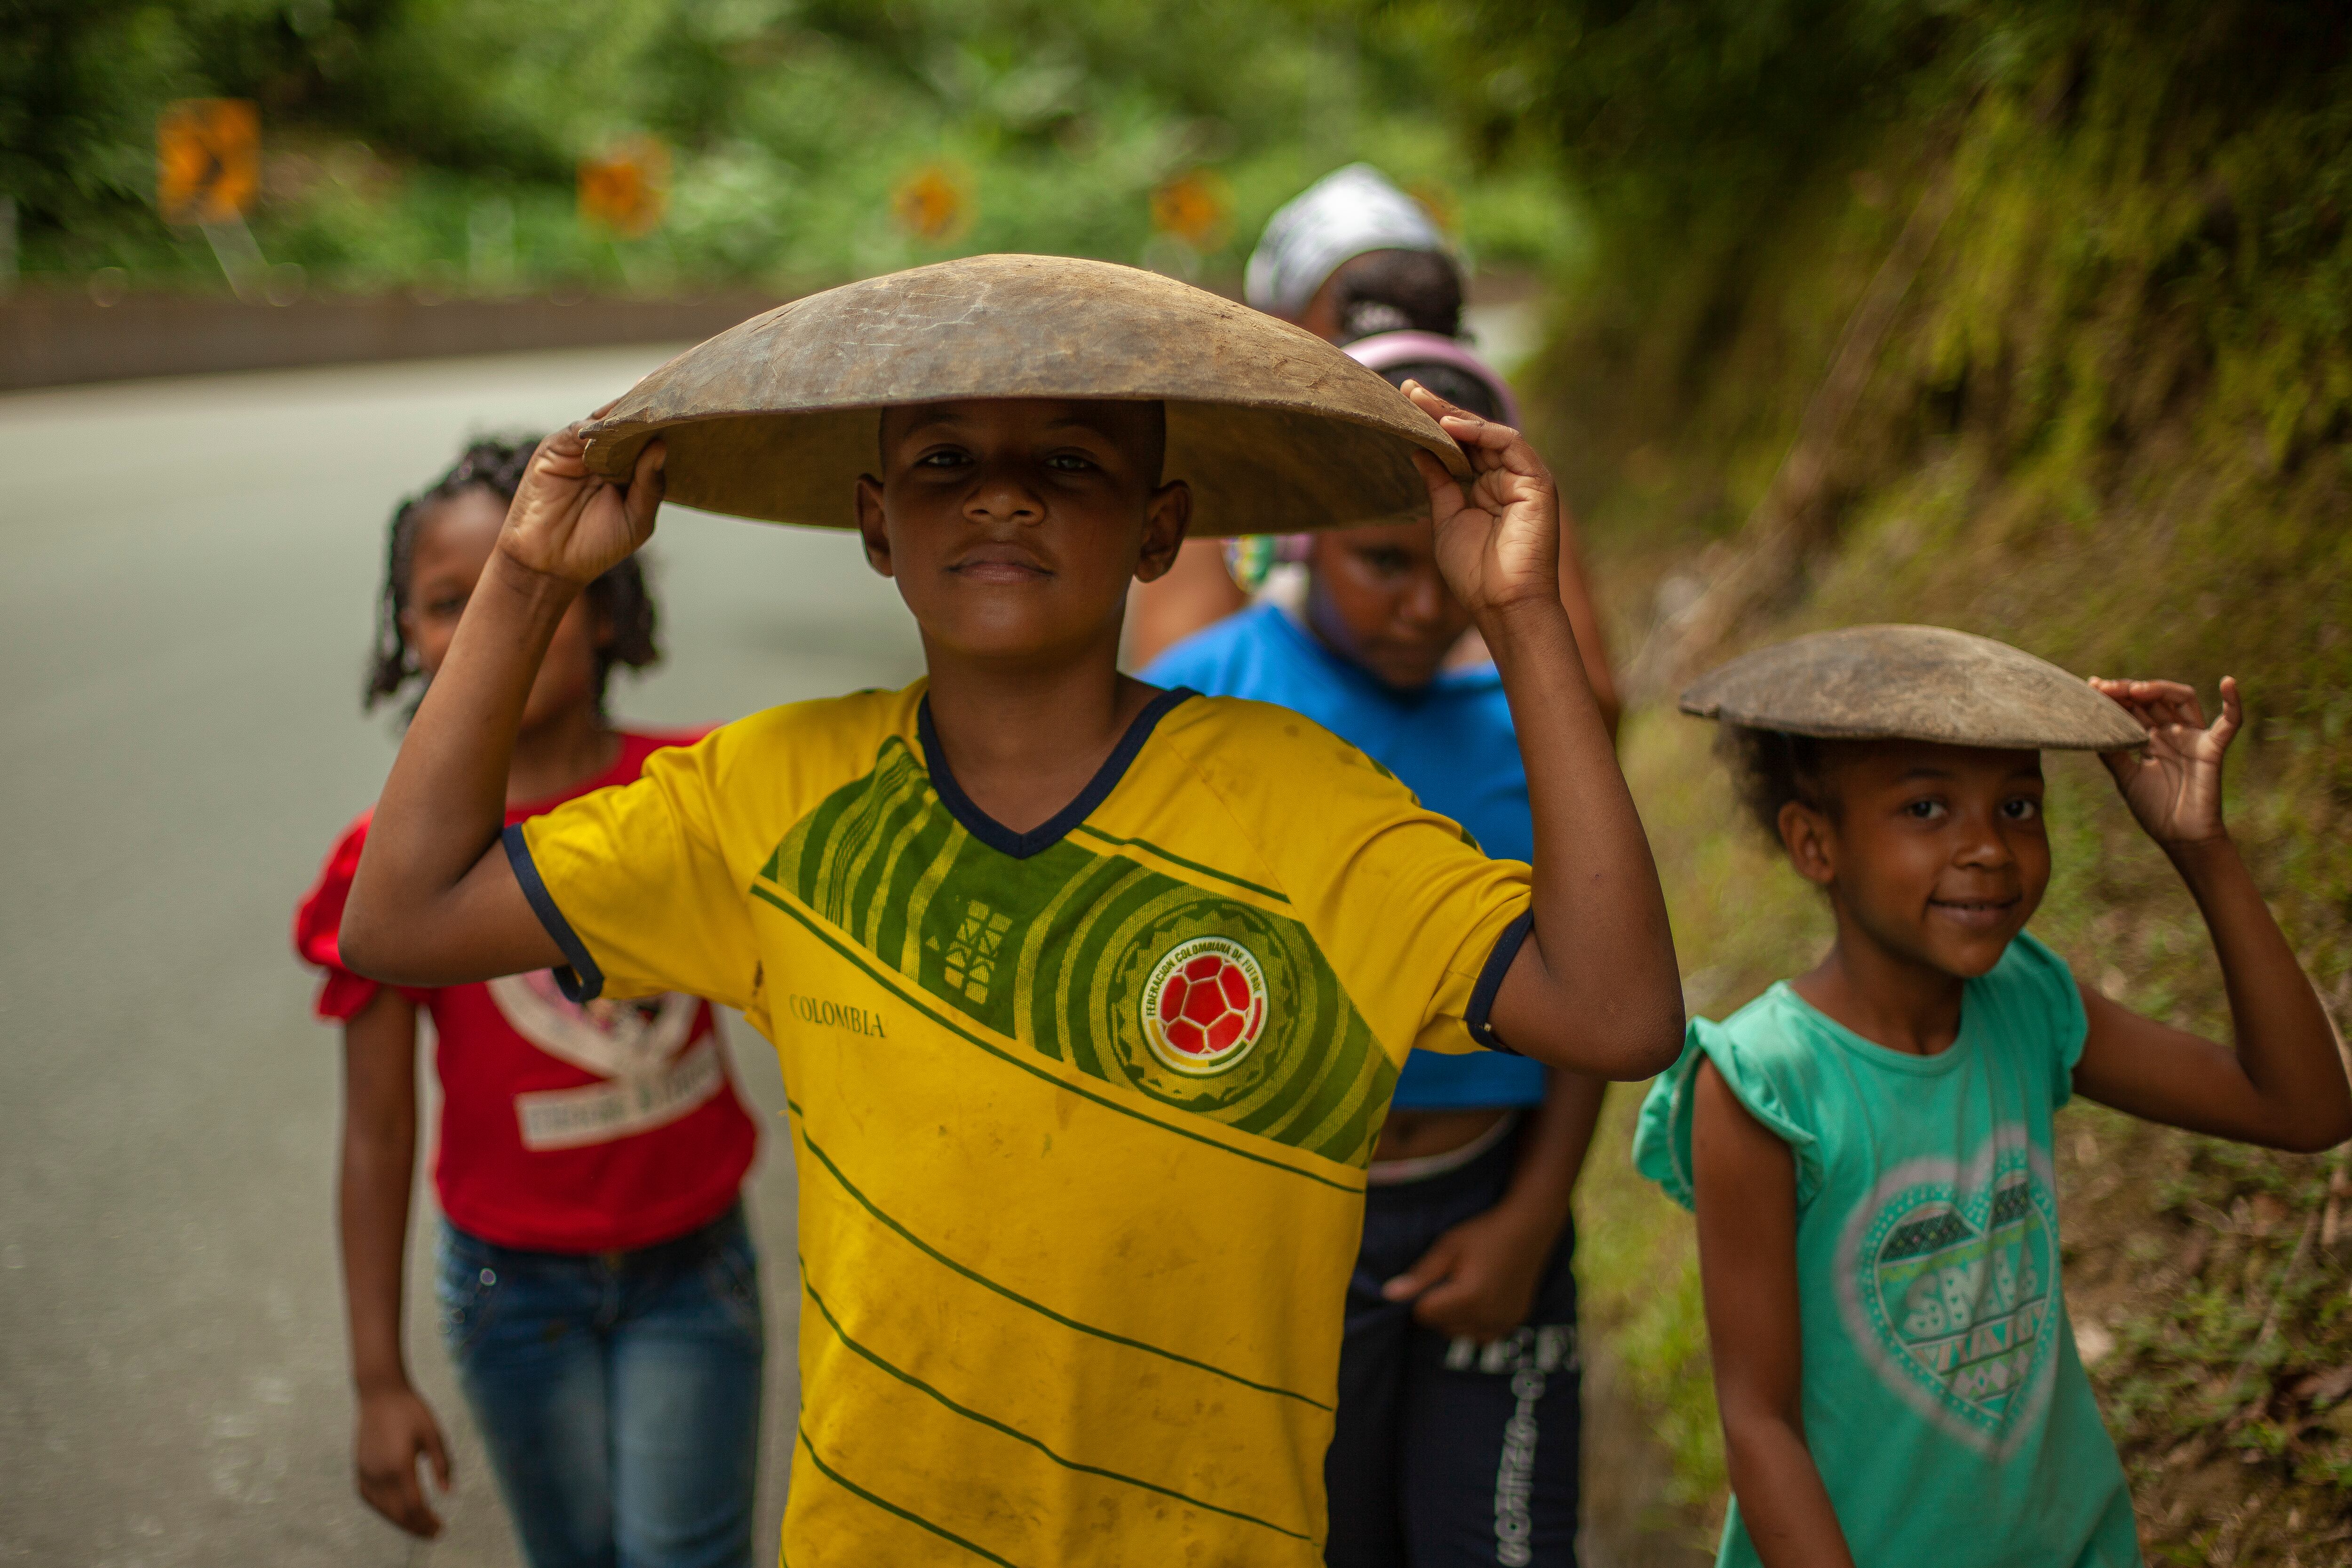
[
  {"x1": 1680, "y1": 624, "x2": 2146, "y2": 750},
  {"x1": 578, "y1": 254, "x2": 1471, "y2": 536}
]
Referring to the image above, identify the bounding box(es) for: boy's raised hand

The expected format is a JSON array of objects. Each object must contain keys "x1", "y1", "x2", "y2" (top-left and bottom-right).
[
  {"x1": 500, "y1": 425, "x2": 666, "y2": 585},
  {"x1": 2090, "y1": 676, "x2": 2241, "y2": 845},
  {"x1": 1403, "y1": 381, "x2": 1562, "y2": 625}
]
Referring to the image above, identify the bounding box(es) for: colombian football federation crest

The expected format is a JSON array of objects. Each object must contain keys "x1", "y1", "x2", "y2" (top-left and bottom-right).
[{"x1": 1139, "y1": 936, "x2": 1268, "y2": 1076}]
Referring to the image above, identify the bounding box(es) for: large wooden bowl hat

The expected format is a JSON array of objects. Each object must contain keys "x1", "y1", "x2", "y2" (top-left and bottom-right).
[
  {"x1": 578, "y1": 254, "x2": 1470, "y2": 537},
  {"x1": 1680, "y1": 625, "x2": 2145, "y2": 750}
]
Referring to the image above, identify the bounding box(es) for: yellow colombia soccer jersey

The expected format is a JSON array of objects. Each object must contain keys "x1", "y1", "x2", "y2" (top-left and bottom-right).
[{"x1": 509, "y1": 682, "x2": 1532, "y2": 1567}]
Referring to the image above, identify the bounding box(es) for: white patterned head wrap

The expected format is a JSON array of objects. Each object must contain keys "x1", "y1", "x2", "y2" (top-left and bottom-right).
[{"x1": 1243, "y1": 164, "x2": 1447, "y2": 318}]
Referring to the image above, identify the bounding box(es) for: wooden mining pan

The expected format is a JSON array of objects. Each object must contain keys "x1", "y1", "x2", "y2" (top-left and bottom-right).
[{"x1": 578, "y1": 253, "x2": 1470, "y2": 538}]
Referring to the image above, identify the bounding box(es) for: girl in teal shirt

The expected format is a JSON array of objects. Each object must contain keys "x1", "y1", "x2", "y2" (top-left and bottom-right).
[{"x1": 1636, "y1": 627, "x2": 2352, "y2": 1568}]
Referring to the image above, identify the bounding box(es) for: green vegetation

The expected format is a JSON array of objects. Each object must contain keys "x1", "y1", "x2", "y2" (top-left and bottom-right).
[
  {"x1": 2, "y1": 0, "x2": 1577, "y2": 295},
  {"x1": 1416, "y1": 1, "x2": 2352, "y2": 1557}
]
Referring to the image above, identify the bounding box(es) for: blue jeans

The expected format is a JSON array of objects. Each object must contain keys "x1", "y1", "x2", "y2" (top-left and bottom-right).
[
  {"x1": 1326, "y1": 1123, "x2": 1581, "y2": 1568},
  {"x1": 436, "y1": 1202, "x2": 765, "y2": 1568}
]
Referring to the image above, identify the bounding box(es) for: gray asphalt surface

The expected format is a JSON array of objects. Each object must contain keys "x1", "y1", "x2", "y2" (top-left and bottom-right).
[{"x1": 0, "y1": 348, "x2": 924, "y2": 1566}]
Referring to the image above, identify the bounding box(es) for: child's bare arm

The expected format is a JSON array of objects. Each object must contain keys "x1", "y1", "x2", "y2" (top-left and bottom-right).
[
  {"x1": 341, "y1": 430, "x2": 666, "y2": 985},
  {"x1": 1692, "y1": 1061, "x2": 1858, "y2": 1568},
  {"x1": 2071, "y1": 677, "x2": 2352, "y2": 1152},
  {"x1": 338, "y1": 990, "x2": 450, "y2": 1538},
  {"x1": 1554, "y1": 518, "x2": 1621, "y2": 740},
  {"x1": 1406, "y1": 383, "x2": 1682, "y2": 1080}
]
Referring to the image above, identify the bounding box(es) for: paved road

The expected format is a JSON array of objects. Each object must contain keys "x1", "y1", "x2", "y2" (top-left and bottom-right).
[{"x1": 0, "y1": 349, "x2": 924, "y2": 1566}]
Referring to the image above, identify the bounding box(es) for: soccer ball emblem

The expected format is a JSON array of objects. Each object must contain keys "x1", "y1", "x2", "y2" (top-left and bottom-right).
[{"x1": 1139, "y1": 936, "x2": 1269, "y2": 1076}]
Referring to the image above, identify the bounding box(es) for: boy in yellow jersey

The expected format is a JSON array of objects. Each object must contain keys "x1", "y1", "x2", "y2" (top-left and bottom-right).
[{"x1": 341, "y1": 257, "x2": 1683, "y2": 1566}]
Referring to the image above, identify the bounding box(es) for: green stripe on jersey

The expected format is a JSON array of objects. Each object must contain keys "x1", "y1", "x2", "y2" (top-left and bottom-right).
[
  {"x1": 787, "y1": 1104, "x2": 1332, "y2": 1406},
  {"x1": 1066, "y1": 822, "x2": 1290, "y2": 904},
  {"x1": 802, "y1": 1271, "x2": 1316, "y2": 1540},
  {"x1": 760, "y1": 737, "x2": 1396, "y2": 1167},
  {"x1": 795, "y1": 1425, "x2": 1027, "y2": 1568}
]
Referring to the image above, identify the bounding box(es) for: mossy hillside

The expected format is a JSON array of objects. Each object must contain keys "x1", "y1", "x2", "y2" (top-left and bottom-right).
[{"x1": 1512, "y1": 8, "x2": 2352, "y2": 1560}]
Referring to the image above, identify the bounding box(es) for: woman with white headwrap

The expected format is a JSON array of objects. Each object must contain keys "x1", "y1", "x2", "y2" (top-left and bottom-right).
[
  {"x1": 1130, "y1": 163, "x2": 1616, "y2": 725},
  {"x1": 1139, "y1": 164, "x2": 1613, "y2": 1568},
  {"x1": 1247, "y1": 163, "x2": 1460, "y2": 338}
]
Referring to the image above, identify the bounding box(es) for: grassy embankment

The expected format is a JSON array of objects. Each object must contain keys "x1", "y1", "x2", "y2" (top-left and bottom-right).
[{"x1": 1527, "y1": 16, "x2": 2352, "y2": 1562}]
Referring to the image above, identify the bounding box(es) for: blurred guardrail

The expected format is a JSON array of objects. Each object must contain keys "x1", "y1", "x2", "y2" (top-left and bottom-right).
[
  {"x1": 3, "y1": 274, "x2": 1542, "y2": 394},
  {"x1": 0, "y1": 290, "x2": 790, "y2": 392}
]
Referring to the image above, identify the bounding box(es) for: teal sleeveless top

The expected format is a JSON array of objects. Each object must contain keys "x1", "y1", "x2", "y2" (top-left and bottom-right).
[{"x1": 1634, "y1": 933, "x2": 2142, "y2": 1568}]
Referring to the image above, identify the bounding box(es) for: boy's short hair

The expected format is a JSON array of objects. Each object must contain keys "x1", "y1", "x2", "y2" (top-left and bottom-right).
[{"x1": 1717, "y1": 724, "x2": 1843, "y2": 840}]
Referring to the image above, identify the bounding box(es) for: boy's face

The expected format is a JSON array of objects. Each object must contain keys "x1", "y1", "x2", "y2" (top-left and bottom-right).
[
  {"x1": 856, "y1": 398, "x2": 1189, "y2": 665},
  {"x1": 1782, "y1": 740, "x2": 2050, "y2": 980},
  {"x1": 1304, "y1": 519, "x2": 1473, "y2": 691}
]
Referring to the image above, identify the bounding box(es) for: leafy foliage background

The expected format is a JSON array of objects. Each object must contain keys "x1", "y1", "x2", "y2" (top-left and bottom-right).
[{"x1": 1, "y1": 0, "x2": 1577, "y2": 292}]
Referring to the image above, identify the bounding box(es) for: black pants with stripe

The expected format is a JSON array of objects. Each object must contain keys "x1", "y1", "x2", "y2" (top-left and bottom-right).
[{"x1": 1325, "y1": 1122, "x2": 1581, "y2": 1568}]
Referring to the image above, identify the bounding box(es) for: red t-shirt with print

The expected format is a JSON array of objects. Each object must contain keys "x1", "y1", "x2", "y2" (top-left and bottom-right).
[{"x1": 294, "y1": 731, "x2": 759, "y2": 1253}]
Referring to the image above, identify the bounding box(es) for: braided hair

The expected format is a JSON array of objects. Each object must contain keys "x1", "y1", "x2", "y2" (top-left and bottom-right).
[{"x1": 365, "y1": 436, "x2": 660, "y2": 713}]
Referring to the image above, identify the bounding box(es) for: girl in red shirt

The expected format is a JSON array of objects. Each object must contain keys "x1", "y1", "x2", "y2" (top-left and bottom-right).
[{"x1": 295, "y1": 438, "x2": 763, "y2": 1568}]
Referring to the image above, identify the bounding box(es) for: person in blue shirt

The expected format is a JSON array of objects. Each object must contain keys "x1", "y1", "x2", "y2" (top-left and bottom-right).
[{"x1": 1144, "y1": 314, "x2": 1618, "y2": 1567}]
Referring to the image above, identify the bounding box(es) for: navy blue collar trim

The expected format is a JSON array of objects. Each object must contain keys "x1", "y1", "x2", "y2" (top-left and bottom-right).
[{"x1": 917, "y1": 686, "x2": 1198, "y2": 860}]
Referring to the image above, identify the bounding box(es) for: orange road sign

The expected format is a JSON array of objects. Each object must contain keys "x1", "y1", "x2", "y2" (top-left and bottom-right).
[
  {"x1": 893, "y1": 165, "x2": 972, "y2": 244},
  {"x1": 579, "y1": 138, "x2": 670, "y2": 239},
  {"x1": 158, "y1": 100, "x2": 260, "y2": 227},
  {"x1": 1151, "y1": 169, "x2": 1233, "y2": 252}
]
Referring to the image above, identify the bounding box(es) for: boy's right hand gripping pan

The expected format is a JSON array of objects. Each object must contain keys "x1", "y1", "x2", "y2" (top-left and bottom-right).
[
  {"x1": 576, "y1": 253, "x2": 1472, "y2": 539},
  {"x1": 1680, "y1": 624, "x2": 2146, "y2": 750}
]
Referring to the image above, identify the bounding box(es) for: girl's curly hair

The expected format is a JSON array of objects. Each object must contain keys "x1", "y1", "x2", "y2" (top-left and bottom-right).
[
  {"x1": 1716, "y1": 724, "x2": 1846, "y2": 844},
  {"x1": 364, "y1": 436, "x2": 660, "y2": 713}
]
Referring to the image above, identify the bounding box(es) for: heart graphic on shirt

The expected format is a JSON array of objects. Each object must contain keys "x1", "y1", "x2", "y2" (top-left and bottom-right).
[{"x1": 1833, "y1": 1126, "x2": 2062, "y2": 1457}]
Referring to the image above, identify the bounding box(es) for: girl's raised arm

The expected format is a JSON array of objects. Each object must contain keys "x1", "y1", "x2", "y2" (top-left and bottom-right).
[{"x1": 2071, "y1": 677, "x2": 2352, "y2": 1152}]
